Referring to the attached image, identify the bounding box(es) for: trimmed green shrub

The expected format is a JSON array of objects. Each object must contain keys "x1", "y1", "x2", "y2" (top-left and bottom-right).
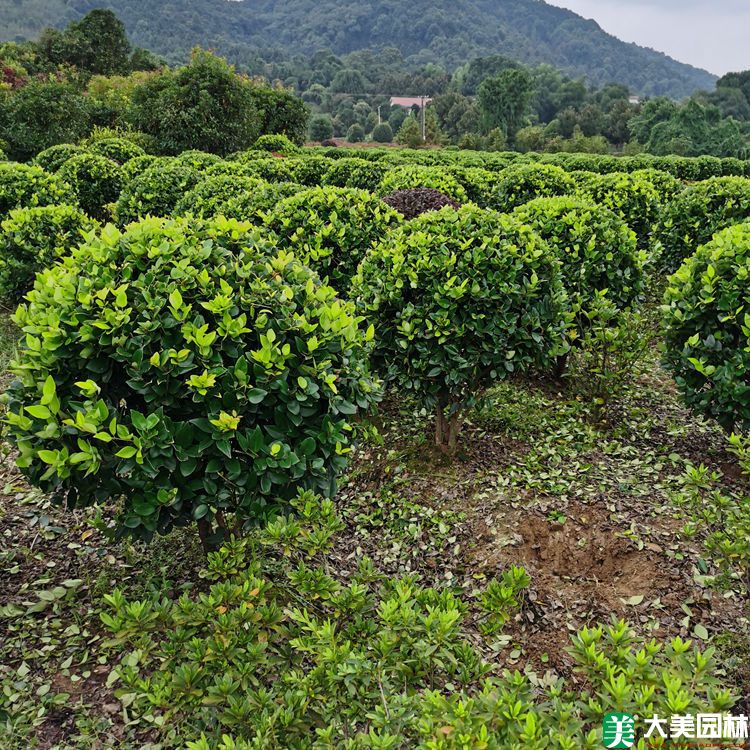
[
  {"x1": 371, "y1": 121, "x2": 393, "y2": 143},
  {"x1": 229, "y1": 156, "x2": 294, "y2": 183},
  {"x1": 173, "y1": 175, "x2": 267, "y2": 218},
  {"x1": 378, "y1": 165, "x2": 468, "y2": 202},
  {"x1": 219, "y1": 182, "x2": 305, "y2": 223},
  {"x1": 120, "y1": 154, "x2": 163, "y2": 183},
  {"x1": 286, "y1": 156, "x2": 332, "y2": 186},
  {"x1": 0, "y1": 163, "x2": 74, "y2": 218},
  {"x1": 346, "y1": 123, "x2": 365, "y2": 143},
  {"x1": 490, "y1": 163, "x2": 575, "y2": 211},
  {"x1": 264, "y1": 186, "x2": 402, "y2": 289},
  {"x1": 322, "y1": 157, "x2": 387, "y2": 190},
  {"x1": 88, "y1": 137, "x2": 146, "y2": 165},
  {"x1": 662, "y1": 223, "x2": 750, "y2": 432},
  {"x1": 32, "y1": 144, "x2": 85, "y2": 173},
  {"x1": 655, "y1": 177, "x2": 750, "y2": 273},
  {"x1": 444, "y1": 166, "x2": 498, "y2": 207},
  {"x1": 3, "y1": 215, "x2": 379, "y2": 542},
  {"x1": 252, "y1": 134, "x2": 300, "y2": 155},
  {"x1": 513, "y1": 197, "x2": 645, "y2": 343},
  {"x1": 0, "y1": 205, "x2": 97, "y2": 300},
  {"x1": 114, "y1": 161, "x2": 200, "y2": 224},
  {"x1": 353, "y1": 205, "x2": 567, "y2": 452},
  {"x1": 57, "y1": 153, "x2": 123, "y2": 220},
  {"x1": 575, "y1": 171, "x2": 661, "y2": 251},
  {"x1": 173, "y1": 149, "x2": 224, "y2": 171},
  {"x1": 203, "y1": 160, "x2": 262, "y2": 179},
  {"x1": 630, "y1": 168, "x2": 683, "y2": 203}
]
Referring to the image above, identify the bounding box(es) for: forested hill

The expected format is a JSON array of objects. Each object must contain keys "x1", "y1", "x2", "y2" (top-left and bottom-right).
[{"x1": 0, "y1": 0, "x2": 716, "y2": 98}]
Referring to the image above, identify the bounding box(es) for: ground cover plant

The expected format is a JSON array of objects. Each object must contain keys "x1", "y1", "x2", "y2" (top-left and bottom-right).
[{"x1": 0, "y1": 143, "x2": 750, "y2": 750}]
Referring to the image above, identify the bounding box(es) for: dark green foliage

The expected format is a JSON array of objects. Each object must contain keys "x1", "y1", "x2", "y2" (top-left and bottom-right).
[
  {"x1": 248, "y1": 86, "x2": 309, "y2": 146},
  {"x1": 662, "y1": 223, "x2": 750, "y2": 432},
  {"x1": 0, "y1": 80, "x2": 91, "y2": 162},
  {"x1": 32, "y1": 144, "x2": 85, "y2": 173},
  {"x1": 655, "y1": 177, "x2": 750, "y2": 272},
  {"x1": 308, "y1": 114, "x2": 334, "y2": 142},
  {"x1": 378, "y1": 165, "x2": 467, "y2": 202},
  {"x1": 120, "y1": 154, "x2": 163, "y2": 183},
  {"x1": 57, "y1": 153, "x2": 123, "y2": 220},
  {"x1": 88, "y1": 137, "x2": 146, "y2": 165},
  {"x1": 0, "y1": 204, "x2": 97, "y2": 300},
  {"x1": 114, "y1": 160, "x2": 199, "y2": 224},
  {"x1": 129, "y1": 50, "x2": 260, "y2": 156},
  {"x1": 491, "y1": 163, "x2": 575, "y2": 211},
  {"x1": 0, "y1": 163, "x2": 73, "y2": 218},
  {"x1": 321, "y1": 158, "x2": 386, "y2": 190},
  {"x1": 173, "y1": 175, "x2": 267, "y2": 217},
  {"x1": 264, "y1": 186, "x2": 402, "y2": 289},
  {"x1": 346, "y1": 123, "x2": 365, "y2": 143},
  {"x1": 251, "y1": 134, "x2": 300, "y2": 155},
  {"x1": 173, "y1": 149, "x2": 223, "y2": 171},
  {"x1": 371, "y1": 122, "x2": 393, "y2": 143},
  {"x1": 513, "y1": 197, "x2": 645, "y2": 342},
  {"x1": 353, "y1": 205, "x2": 567, "y2": 451},
  {"x1": 382, "y1": 188, "x2": 460, "y2": 220},
  {"x1": 3, "y1": 215, "x2": 379, "y2": 541}
]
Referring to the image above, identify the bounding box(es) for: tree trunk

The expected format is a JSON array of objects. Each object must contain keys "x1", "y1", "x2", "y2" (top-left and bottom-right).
[
  {"x1": 197, "y1": 517, "x2": 212, "y2": 554},
  {"x1": 553, "y1": 352, "x2": 569, "y2": 381}
]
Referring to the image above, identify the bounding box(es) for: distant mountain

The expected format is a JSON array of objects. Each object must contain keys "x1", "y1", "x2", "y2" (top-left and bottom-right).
[{"x1": 0, "y1": 0, "x2": 717, "y2": 98}]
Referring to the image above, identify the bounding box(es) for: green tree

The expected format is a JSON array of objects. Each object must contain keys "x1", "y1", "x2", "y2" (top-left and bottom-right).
[
  {"x1": 129, "y1": 49, "x2": 260, "y2": 155},
  {"x1": 371, "y1": 122, "x2": 393, "y2": 143},
  {"x1": 478, "y1": 68, "x2": 533, "y2": 143},
  {"x1": 309, "y1": 114, "x2": 334, "y2": 141}
]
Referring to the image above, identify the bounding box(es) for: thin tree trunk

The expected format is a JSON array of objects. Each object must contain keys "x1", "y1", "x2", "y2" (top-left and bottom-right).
[{"x1": 197, "y1": 517, "x2": 212, "y2": 554}]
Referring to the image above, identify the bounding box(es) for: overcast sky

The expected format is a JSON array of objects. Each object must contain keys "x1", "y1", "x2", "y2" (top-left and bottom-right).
[{"x1": 546, "y1": 0, "x2": 749, "y2": 76}]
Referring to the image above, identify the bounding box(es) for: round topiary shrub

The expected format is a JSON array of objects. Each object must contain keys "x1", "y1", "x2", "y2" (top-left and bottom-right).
[
  {"x1": 630, "y1": 168, "x2": 683, "y2": 203},
  {"x1": 444, "y1": 166, "x2": 497, "y2": 207},
  {"x1": 88, "y1": 137, "x2": 146, "y2": 165},
  {"x1": 3, "y1": 215, "x2": 379, "y2": 542},
  {"x1": 513, "y1": 197, "x2": 645, "y2": 341},
  {"x1": 287, "y1": 156, "x2": 333, "y2": 186},
  {"x1": 120, "y1": 155, "x2": 164, "y2": 184},
  {"x1": 378, "y1": 166, "x2": 468, "y2": 202},
  {"x1": 173, "y1": 149, "x2": 224, "y2": 171},
  {"x1": 662, "y1": 223, "x2": 750, "y2": 433},
  {"x1": 57, "y1": 153, "x2": 123, "y2": 220},
  {"x1": 173, "y1": 175, "x2": 267, "y2": 217},
  {"x1": 371, "y1": 122, "x2": 393, "y2": 144},
  {"x1": 353, "y1": 205, "x2": 568, "y2": 452},
  {"x1": 264, "y1": 186, "x2": 402, "y2": 290},
  {"x1": 382, "y1": 188, "x2": 460, "y2": 220},
  {"x1": 114, "y1": 161, "x2": 200, "y2": 224},
  {"x1": 575, "y1": 171, "x2": 661, "y2": 251},
  {"x1": 33, "y1": 144, "x2": 86, "y2": 173},
  {"x1": 0, "y1": 204, "x2": 97, "y2": 300},
  {"x1": 490, "y1": 163, "x2": 575, "y2": 212},
  {"x1": 229, "y1": 156, "x2": 294, "y2": 183},
  {"x1": 654, "y1": 177, "x2": 750, "y2": 273},
  {"x1": 0, "y1": 163, "x2": 74, "y2": 218},
  {"x1": 252, "y1": 134, "x2": 300, "y2": 155},
  {"x1": 322, "y1": 158, "x2": 387, "y2": 190},
  {"x1": 220, "y1": 182, "x2": 305, "y2": 223}
]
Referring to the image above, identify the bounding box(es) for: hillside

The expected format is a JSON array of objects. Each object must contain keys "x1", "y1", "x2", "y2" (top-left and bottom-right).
[{"x1": 0, "y1": 0, "x2": 716, "y2": 97}]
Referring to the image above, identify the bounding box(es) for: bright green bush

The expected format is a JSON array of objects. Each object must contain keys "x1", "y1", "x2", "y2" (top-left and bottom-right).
[
  {"x1": 378, "y1": 165, "x2": 468, "y2": 202},
  {"x1": 654, "y1": 177, "x2": 750, "y2": 273},
  {"x1": 114, "y1": 160, "x2": 200, "y2": 224},
  {"x1": 101, "y1": 501, "x2": 736, "y2": 749},
  {"x1": 228, "y1": 155, "x2": 294, "y2": 183},
  {"x1": 0, "y1": 205, "x2": 97, "y2": 300},
  {"x1": 513, "y1": 197, "x2": 645, "y2": 343},
  {"x1": 87, "y1": 137, "x2": 146, "y2": 165},
  {"x1": 575, "y1": 171, "x2": 662, "y2": 251},
  {"x1": 264, "y1": 186, "x2": 402, "y2": 289},
  {"x1": 32, "y1": 144, "x2": 86, "y2": 173},
  {"x1": 173, "y1": 175, "x2": 267, "y2": 217},
  {"x1": 321, "y1": 157, "x2": 387, "y2": 190},
  {"x1": 0, "y1": 163, "x2": 74, "y2": 218},
  {"x1": 629, "y1": 168, "x2": 683, "y2": 203},
  {"x1": 57, "y1": 153, "x2": 123, "y2": 220},
  {"x1": 120, "y1": 154, "x2": 163, "y2": 183},
  {"x1": 353, "y1": 205, "x2": 567, "y2": 452},
  {"x1": 445, "y1": 166, "x2": 498, "y2": 207},
  {"x1": 173, "y1": 149, "x2": 224, "y2": 171},
  {"x1": 3, "y1": 216, "x2": 379, "y2": 541},
  {"x1": 286, "y1": 155, "x2": 332, "y2": 186},
  {"x1": 219, "y1": 182, "x2": 305, "y2": 223},
  {"x1": 490, "y1": 163, "x2": 575, "y2": 211},
  {"x1": 662, "y1": 223, "x2": 750, "y2": 432},
  {"x1": 252, "y1": 133, "x2": 300, "y2": 155}
]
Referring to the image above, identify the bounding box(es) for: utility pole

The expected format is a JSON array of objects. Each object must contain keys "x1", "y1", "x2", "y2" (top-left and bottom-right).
[
  {"x1": 420, "y1": 95, "x2": 426, "y2": 142},
  {"x1": 377, "y1": 104, "x2": 382, "y2": 125}
]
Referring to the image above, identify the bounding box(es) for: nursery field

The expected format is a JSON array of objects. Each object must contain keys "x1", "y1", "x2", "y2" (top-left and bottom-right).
[{"x1": 1, "y1": 135, "x2": 750, "y2": 749}]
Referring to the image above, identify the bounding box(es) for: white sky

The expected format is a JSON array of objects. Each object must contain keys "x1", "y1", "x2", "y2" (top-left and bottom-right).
[{"x1": 546, "y1": 0, "x2": 750, "y2": 76}]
